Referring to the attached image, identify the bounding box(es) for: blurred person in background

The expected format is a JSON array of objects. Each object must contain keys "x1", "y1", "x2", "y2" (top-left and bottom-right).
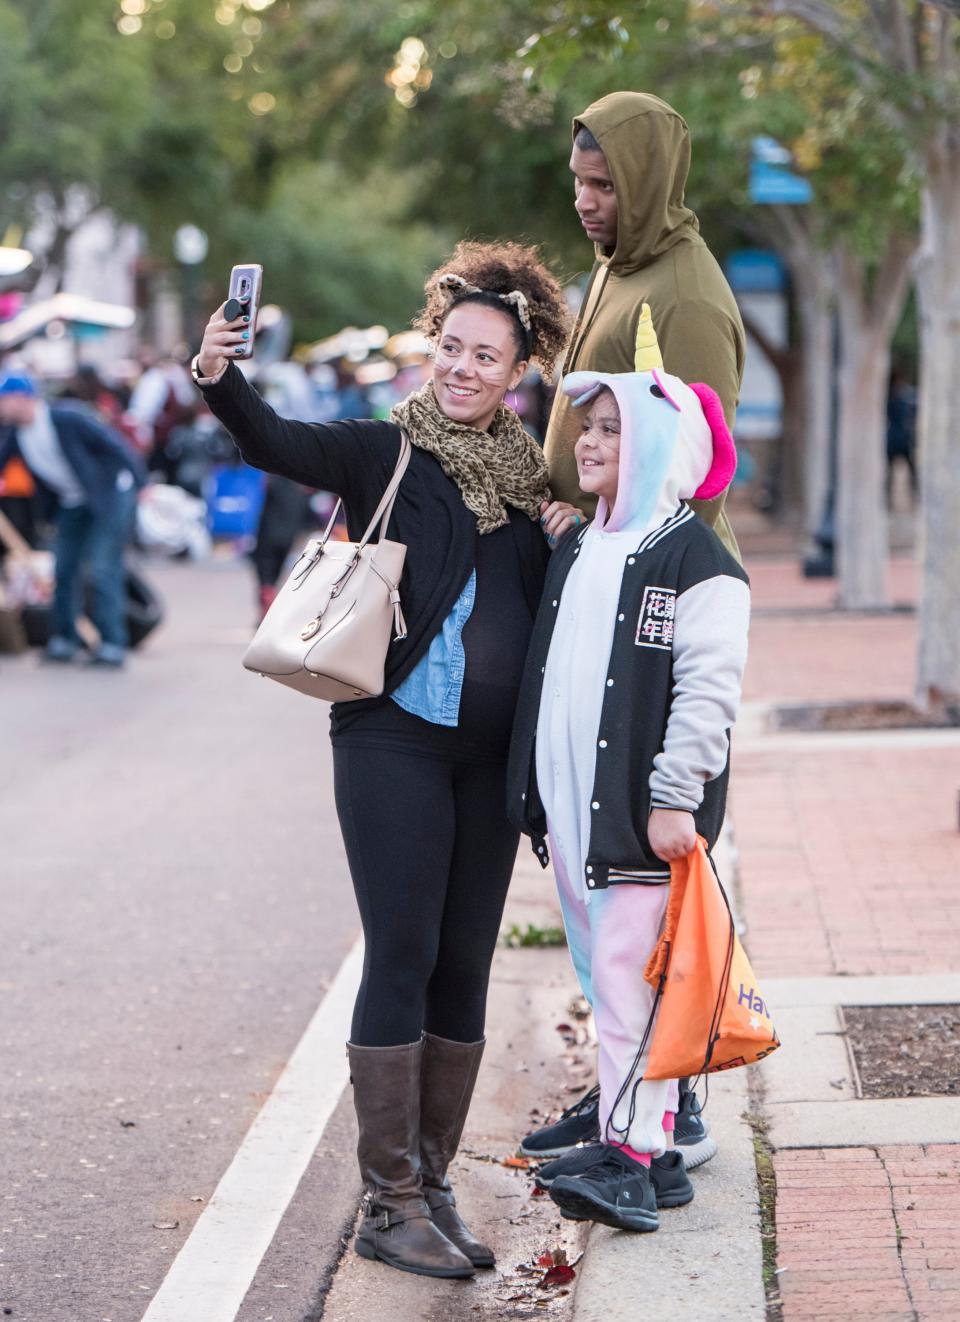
[
  {"x1": 0, "y1": 372, "x2": 146, "y2": 666},
  {"x1": 886, "y1": 366, "x2": 918, "y2": 507},
  {"x1": 128, "y1": 348, "x2": 195, "y2": 477},
  {"x1": 61, "y1": 364, "x2": 147, "y2": 457}
]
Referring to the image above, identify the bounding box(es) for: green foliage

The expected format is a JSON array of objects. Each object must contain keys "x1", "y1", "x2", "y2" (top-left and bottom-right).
[
  {"x1": 503, "y1": 922, "x2": 567, "y2": 949},
  {"x1": 0, "y1": 0, "x2": 924, "y2": 333},
  {"x1": 0, "y1": 0, "x2": 152, "y2": 220},
  {"x1": 211, "y1": 162, "x2": 450, "y2": 342}
]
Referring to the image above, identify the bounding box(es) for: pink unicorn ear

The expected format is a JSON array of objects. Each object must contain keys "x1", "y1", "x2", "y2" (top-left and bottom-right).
[{"x1": 689, "y1": 382, "x2": 737, "y2": 500}]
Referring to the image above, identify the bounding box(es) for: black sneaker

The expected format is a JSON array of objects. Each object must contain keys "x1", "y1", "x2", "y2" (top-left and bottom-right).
[
  {"x1": 549, "y1": 1145, "x2": 659, "y2": 1232},
  {"x1": 538, "y1": 1145, "x2": 692, "y2": 1209},
  {"x1": 649, "y1": 1149, "x2": 694, "y2": 1207},
  {"x1": 534, "y1": 1143, "x2": 605, "y2": 1189},
  {"x1": 675, "y1": 1081, "x2": 717, "y2": 1169},
  {"x1": 519, "y1": 1085, "x2": 600, "y2": 1158}
]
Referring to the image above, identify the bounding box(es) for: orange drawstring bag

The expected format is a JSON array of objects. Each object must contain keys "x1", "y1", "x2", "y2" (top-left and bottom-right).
[{"x1": 641, "y1": 837, "x2": 779, "y2": 1079}]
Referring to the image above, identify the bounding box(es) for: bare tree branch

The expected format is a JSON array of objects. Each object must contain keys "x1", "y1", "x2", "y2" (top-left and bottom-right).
[
  {"x1": 769, "y1": 0, "x2": 851, "y2": 45},
  {"x1": 930, "y1": 3, "x2": 960, "y2": 79},
  {"x1": 739, "y1": 307, "x2": 791, "y2": 375},
  {"x1": 864, "y1": 0, "x2": 909, "y2": 73},
  {"x1": 870, "y1": 230, "x2": 918, "y2": 332}
]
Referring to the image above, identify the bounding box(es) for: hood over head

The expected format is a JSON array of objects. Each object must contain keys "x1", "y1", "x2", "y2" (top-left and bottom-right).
[
  {"x1": 574, "y1": 91, "x2": 700, "y2": 274},
  {"x1": 563, "y1": 305, "x2": 736, "y2": 535}
]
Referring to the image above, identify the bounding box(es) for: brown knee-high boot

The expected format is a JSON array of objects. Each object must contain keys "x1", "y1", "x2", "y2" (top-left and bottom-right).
[
  {"x1": 349, "y1": 1040, "x2": 474, "y2": 1278},
  {"x1": 420, "y1": 1033, "x2": 495, "y2": 1268}
]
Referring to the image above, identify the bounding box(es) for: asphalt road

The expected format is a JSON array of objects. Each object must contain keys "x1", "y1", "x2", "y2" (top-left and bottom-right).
[{"x1": 1, "y1": 556, "x2": 363, "y2": 1322}]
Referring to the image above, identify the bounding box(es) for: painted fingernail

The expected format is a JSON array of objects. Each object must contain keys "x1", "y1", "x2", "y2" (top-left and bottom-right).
[
  {"x1": 242, "y1": 316, "x2": 250, "y2": 323},
  {"x1": 235, "y1": 346, "x2": 244, "y2": 353},
  {"x1": 548, "y1": 534, "x2": 556, "y2": 545},
  {"x1": 241, "y1": 331, "x2": 250, "y2": 339},
  {"x1": 539, "y1": 517, "x2": 546, "y2": 525}
]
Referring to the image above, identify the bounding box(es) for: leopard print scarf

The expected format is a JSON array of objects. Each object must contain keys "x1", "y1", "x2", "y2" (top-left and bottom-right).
[{"x1": 390, "y1": 381, "x2": 551, "y2": 533}]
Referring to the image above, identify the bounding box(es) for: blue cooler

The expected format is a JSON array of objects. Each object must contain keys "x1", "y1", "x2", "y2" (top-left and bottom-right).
[{"x1": 206, "y1": 463, "x2": 266, "y2": 538}]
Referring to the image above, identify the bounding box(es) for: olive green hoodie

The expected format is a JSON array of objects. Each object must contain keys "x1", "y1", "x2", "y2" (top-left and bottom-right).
[{"x1": 545, "y1": 92, "x2": 744, "y2": 555}]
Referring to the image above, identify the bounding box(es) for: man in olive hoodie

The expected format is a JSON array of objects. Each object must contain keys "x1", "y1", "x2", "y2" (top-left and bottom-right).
[{"x1": 545, "y1": 91, "x2": 744, "y2": 556}]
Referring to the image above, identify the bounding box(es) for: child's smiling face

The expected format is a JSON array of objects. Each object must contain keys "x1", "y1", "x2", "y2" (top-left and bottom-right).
[{"x1": 574, "y1": 387, "x2": 621, "y2": 506}]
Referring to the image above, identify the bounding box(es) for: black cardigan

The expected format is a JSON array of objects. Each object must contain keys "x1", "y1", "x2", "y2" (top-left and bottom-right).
[{"x1": 199, "y1": 363, "x2": 550, "y2": 703}]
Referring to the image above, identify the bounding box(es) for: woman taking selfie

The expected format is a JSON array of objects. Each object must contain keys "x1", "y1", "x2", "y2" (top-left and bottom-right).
[{"x1": 193, "y1": 242, "x2": 575, "y2": 1280}]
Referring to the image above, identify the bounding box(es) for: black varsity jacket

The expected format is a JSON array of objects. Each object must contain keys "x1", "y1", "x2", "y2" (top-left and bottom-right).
[{"x1": 506, "y1": 505, "x2": 750, "y2": 890}]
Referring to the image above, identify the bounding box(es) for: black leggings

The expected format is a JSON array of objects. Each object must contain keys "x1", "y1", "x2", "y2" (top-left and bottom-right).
[{"x1": 333, "y1": 741, "x2": 519, "y2": 1047}]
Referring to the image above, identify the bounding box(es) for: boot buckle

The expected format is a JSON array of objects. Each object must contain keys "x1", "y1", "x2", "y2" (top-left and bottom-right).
[{"x1": 376, "y1": 1209, "x2": 393, "y2": 1231}]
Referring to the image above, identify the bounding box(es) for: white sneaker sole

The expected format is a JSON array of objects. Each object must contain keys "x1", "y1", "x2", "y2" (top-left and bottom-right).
[
  {"x1": 677, "y1": 1134, "x2": 718, "y2": 1169},
  {"x1": 519, "y1": 1140, "x2": 593, "y2": 1159}
]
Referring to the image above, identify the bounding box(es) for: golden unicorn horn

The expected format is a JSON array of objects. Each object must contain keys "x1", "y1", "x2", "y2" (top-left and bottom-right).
[{"x1": 634, "y1": 302, "x2": 663, "y2": 371}]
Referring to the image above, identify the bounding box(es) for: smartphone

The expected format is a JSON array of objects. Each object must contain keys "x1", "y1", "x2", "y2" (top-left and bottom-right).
[{"x1": 224, "y1": 263, "x2": 263, "y2": 359}]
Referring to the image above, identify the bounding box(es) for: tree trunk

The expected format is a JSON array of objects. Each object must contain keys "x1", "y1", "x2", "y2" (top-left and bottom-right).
[
  {"x1": 915, "y1": 142, "x2": 960, "y2": 709},
  {"x1": 795, "y1": 263, "x2": 835, "y2": 538},
  {"x1": 737, "y1": 308, "x2": 805, "y2": 523},
  {"x1": 761, "y1": 208, "x2": 837, "y2": 538},
  {"x1": 834, "y1": 238, "x2": 914, "y2": 610},
  {"x1": 835, "y1": 316, "x2": 891, "y2": 608},
  {"x1": 777, "y1": 344, "x2": 806, "y2": 522}
]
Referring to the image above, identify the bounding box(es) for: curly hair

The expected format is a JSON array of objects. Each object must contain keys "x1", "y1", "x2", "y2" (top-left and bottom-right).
[{"x1": 414, "y1": 240, "x2": 570, "y2": 375}]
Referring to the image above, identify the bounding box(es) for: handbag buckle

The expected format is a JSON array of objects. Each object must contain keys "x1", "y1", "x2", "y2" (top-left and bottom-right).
[{"x1": 292, "y1": 544, "x2": 322, "y2": 582}]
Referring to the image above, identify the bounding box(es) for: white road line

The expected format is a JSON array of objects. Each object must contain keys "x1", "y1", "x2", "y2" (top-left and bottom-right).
[{"x1": 141, "y1": 936, "x2": 363, "y2": 1322}]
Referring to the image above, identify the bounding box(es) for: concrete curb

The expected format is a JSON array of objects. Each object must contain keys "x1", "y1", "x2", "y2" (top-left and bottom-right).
[
  {"x1": 570, "y1": 825, "x2": 766, "y2": 1319},
  {"x1": 571, "y1": 1070, "x2": 764, "y2": 1320}
]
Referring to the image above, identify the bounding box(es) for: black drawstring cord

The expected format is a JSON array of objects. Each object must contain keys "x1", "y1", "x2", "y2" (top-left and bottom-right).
[{"x1": 603, "y1": 949, "x2": 668, "y2": 1145}]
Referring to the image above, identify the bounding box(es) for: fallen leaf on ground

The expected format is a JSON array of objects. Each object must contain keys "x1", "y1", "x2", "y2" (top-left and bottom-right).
[{"x1": 502, "y1": 1155, "x2": 531, "y2": 1169}]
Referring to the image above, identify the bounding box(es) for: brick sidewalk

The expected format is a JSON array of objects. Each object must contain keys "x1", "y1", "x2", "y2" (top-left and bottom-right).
[
  {"x1": 774, "y1": 1147, "x2": 960, "y2": 1319},
  {"x1": 731, "y1": 545, "x2": 960, "y2": 1321}
]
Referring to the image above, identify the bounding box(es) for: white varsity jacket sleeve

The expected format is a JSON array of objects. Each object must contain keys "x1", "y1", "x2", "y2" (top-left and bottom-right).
[{"x1": 648, "y1": 573, "x2": 750, "y2": 813}]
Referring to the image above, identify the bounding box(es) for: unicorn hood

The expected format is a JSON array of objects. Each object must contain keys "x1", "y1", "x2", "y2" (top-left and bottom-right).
[{"x1": 563, "y1": 304, "x2": 736, "y2": 536}]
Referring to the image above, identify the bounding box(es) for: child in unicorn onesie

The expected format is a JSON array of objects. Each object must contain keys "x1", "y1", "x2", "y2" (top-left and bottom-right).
[{"x1": 507, "y1": 305, "x2": 750, "y2": 1232}]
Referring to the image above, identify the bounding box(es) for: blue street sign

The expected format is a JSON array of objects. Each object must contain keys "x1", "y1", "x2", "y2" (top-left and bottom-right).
[{"x1": 749, "y1": 136, "x2": 813, "y2": 205}]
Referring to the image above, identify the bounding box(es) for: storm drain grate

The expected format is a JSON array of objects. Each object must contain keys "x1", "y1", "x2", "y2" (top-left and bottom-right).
[{"x1": 842, "y1": 1004, "x2": 960, "y2": 1099}]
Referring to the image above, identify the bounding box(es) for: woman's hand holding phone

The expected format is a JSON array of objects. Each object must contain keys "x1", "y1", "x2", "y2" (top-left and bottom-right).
[{"x1": 197, "y1": 303, "x2": 252, "y2": 379}]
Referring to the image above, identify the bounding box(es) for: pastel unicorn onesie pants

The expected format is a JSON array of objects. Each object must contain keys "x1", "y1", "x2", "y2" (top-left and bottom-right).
[{"x1": 535, "y1": 308, "x2": 749, "y2": 1157}]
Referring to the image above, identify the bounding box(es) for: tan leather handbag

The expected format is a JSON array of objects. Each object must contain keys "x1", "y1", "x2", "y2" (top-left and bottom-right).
[{"x1": 243, "y1": 433, "x2": 411, "y2": 701}]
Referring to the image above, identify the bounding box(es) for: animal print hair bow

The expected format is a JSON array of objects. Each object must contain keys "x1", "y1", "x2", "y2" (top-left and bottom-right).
[{"x1": 438, "y1": 273, "x2": 532, "y2": 332}]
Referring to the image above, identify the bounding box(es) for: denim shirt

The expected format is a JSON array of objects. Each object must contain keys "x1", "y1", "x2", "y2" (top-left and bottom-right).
[{"x1": 391, "y1": 570, "x2": 477, "y2": 726}]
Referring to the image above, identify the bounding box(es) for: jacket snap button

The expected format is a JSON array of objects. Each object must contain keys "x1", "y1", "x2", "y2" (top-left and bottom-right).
[
  {"x1": 598, "y1": 739, "x2": 608, "y2": 749},
  {"x1": 591, "y1": 801, "x2": 600, "y2": 809},
  {"x1": 628, "y1": 557, "x2": 636, "y2": 564},
  {"x1": 618, "y1": 613, "x2": 625, "y2": 621},
  {"x1": 587, "y1": 879, "x2": 595, "y2": 888},
  {"x1": 586, "y1": 865, "x2": 593, "y2": 874},
  {"x1": 606, "y1": 678, "x2": 614, "y2": 687}
]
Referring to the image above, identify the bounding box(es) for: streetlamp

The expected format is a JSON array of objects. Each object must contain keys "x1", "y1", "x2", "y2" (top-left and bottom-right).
[{"x1": 173, "y1": 224, "x2": 208, "y2": 348}]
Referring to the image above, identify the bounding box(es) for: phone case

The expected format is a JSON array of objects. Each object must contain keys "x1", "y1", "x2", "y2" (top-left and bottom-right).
[{"x1": 226, "y1": 263, "x2": 263, "y2": 359}]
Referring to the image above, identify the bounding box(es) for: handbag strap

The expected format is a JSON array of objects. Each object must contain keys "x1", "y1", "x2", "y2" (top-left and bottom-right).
[{"x1": 318, "y1": 430, "x2": 412, "y2": 551}]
